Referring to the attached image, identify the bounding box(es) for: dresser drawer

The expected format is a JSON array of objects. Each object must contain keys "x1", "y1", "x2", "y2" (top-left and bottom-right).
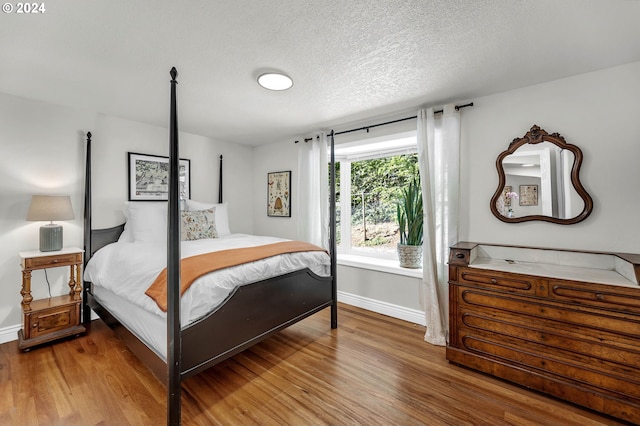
[
  {"x1": 456, "y1": 267, "x2": 546, "y2": 296},
  {"x1": 549, "y1": 280, "x2": 640, "y2": 315},
  {"x1": 448, "y1": 248, "x2": 471, "y2": 266},
  {"x1": 459, "y1": 333, "x2": 640, "y2": 400},
  {"x1": 458, "y1": 288, "x2": 638, "y2": 336},
  {"x1": 455, "y1": 297, "x2": 640, "y2": 365},
  {"x1": 24, "y1": 253, "x2": 81, "y2": 269}
]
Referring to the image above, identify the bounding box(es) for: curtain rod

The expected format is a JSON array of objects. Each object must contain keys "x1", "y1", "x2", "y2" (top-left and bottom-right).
[{"x1": 295, "y1": 102, "x2": 473, "y2": 143}]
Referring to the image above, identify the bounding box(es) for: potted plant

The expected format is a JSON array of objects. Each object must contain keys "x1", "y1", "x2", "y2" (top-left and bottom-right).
[
  {"x1": 396, "y1": 177, "x2": 423, "y2": 268},
  {"x1": 505, "y1": 191, "x2": 518, "y2": 217}
]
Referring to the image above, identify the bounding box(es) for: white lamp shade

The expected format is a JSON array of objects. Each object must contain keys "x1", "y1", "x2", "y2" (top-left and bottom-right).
[{"x1": 26, "y1": 195, "x2": 74, "y2": 222}]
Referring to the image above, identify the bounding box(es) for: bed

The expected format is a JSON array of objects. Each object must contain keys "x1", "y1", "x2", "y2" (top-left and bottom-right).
[{"x1": 82, "y1": 68, "x2": 338, "y2": 424}]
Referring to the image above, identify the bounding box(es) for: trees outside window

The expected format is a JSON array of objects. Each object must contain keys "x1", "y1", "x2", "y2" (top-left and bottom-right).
[{"x1": 335, "y1": 135, "x2": 419, "y2": 259}]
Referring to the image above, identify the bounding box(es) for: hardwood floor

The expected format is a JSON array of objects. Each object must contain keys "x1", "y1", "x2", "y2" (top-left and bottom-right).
[{"x1": 0, "y1": 304, "x2": 629, "y2": 425}]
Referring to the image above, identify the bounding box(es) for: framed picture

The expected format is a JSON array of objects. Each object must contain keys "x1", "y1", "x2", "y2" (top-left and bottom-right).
[
  {"x1": 128, "y1": 152, "x2": 191, "y2": 201},
  {"x1": 267, "y1": 171, "x2": 291, "y2": 217},
  {"x1": 519, "y1": 185, "x2": 538, "y2": 206}
]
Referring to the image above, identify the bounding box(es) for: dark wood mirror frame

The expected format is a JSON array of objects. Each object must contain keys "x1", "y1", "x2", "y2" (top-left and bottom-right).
[{"x1": 490, "y1": 125, "x2": 593, "y2": 224}]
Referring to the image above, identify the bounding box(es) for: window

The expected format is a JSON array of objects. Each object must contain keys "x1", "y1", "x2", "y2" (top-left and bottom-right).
[{"x1": 335, "y1": 132, "x2": 418, "y2": 260}]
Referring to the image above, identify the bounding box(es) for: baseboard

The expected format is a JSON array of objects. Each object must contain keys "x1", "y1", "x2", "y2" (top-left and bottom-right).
[
  {"x1": 0, "y1": 324, "x2": 21, "y2": 345},
  {"x1": 1, "y1": 298, "x2": 424, "y2": 345},
  {"x1": 337, "y1": 291, "x2": 426, "y2": 326}
]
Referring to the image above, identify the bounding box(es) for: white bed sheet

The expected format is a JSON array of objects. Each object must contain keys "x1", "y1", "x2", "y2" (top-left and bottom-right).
[
  {"x1": 84, "y1": 233, "x2": 331, "y2": 327},
  {"x1": 92, "y1": 284, "x2": 168, "y2": 359}
]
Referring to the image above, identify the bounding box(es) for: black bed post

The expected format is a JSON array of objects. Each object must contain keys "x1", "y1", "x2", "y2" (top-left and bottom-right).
[
  {"x1": 82, "y1": 131, "x2": 92, "y2": 325},
  {"x1": 218, "y1": 155, "x2": 223, "y2": 203},
  {"x1": 167, "y1": 67, "x2": 182, "y2": 426},
  {"x1": 329, "y1": 130, "x2": 338, "y2": 329}
]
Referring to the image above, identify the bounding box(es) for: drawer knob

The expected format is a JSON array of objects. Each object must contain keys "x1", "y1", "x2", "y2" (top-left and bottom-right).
[
  {"x1": 596, "y1": 294, "x2": 605, "y2": 300},
  {"x1": 32, "y1": 323, "x2": 38, "y2": 328},
  {"x1": 490, "y1": 278, "x2": 497, "y2": 284},
  {"x1": 455, "y1": 252, "x2": 465, "y2": 259},
  {"x1": 52, "y1": 260, "x2": 58, "y2": 263}
]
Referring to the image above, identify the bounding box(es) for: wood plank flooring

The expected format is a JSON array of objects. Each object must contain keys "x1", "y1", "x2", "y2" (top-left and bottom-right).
[{"x1": 0, "y1": 304, "x2": 629, "y2": 425}]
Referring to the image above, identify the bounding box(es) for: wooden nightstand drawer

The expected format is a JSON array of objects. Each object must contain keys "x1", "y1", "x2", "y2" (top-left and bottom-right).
[
  {"x1": 24, "y1": 253, "x2": 81, "y2": 269},
  {"x1": 23, "y1": 296, "x2": 80, "y2": 339}
]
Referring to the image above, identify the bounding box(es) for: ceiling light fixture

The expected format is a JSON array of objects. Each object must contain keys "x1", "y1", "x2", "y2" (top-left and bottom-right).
[{"x1": 257, "y1": 73, "x2": 293, "y2": 91}]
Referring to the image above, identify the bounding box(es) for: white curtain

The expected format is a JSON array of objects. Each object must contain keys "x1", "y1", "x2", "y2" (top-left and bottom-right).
[
  {"x1": 417, "y1": 105, "x2": 461, "y2": 346},
  {"x1": 297, "y1": 132, "x2": 329, "y2": 249}
]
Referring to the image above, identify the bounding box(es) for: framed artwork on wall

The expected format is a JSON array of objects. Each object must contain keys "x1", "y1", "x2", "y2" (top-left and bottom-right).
[
  {"x1": 267, "y1": 171, "x2": 291, "y2": 217},
  {"x1": 128, "y1": 152, "x2": 191, "y2": 201},
  {"x1": 519, "y1": 184, "x2": 538, "y2": 206}
]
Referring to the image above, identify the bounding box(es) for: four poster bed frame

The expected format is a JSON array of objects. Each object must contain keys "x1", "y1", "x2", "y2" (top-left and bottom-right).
[{"x1": 82, "y1": 68, "x2": 338, "y2": 424}]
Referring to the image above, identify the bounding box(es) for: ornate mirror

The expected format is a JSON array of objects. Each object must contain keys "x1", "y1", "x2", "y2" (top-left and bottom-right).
[{"x1": 490, "y1": 125, "x2": 593, "y2": 224}]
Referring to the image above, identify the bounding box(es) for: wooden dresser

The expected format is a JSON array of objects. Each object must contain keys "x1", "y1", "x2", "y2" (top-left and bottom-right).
[{"x1": 447, "y1": 242, "x2": 640, "y2": 424}]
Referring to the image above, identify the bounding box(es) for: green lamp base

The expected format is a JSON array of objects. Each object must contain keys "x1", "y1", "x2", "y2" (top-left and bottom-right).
[{"x1": 40, "y1": 224, "x2": 63, "y2": 252}]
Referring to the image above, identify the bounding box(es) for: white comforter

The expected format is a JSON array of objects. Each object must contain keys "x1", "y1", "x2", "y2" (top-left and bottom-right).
[{"x1": 84, "y1": 234, "x2": 330, "y2": 325}]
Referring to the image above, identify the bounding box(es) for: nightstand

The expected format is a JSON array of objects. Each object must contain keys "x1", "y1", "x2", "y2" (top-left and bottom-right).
[{"x1": 18, "y1": 247, "x2": 86, "y2": 351}]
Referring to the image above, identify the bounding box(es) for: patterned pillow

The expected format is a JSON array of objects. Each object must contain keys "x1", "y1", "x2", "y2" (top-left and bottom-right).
[{"x1": 181, "y1": 207, "x2": 218, "y2": 241}]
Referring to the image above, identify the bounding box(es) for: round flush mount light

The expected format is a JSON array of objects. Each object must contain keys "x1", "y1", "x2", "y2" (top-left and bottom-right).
[{"x1": 257, "y1": 73, "x2": 293, "y2": 91}]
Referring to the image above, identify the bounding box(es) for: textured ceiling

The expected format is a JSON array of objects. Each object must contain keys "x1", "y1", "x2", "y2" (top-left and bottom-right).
[{"x1": 1, "y1": 0, "x2": 639, "y2": 146}]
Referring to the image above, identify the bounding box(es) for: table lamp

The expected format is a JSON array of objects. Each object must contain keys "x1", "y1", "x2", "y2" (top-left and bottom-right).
[{"x1": 26, "y1": 195, "x2": 74, "y2": 252}]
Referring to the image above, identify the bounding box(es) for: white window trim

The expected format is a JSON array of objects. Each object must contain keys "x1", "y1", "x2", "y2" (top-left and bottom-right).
[
  {"x1": 335, "y1": 130, "x2": 419, "y2": 264},
  {"x1": 337, "y1": 253, "x2": 423, "y2": 278}
]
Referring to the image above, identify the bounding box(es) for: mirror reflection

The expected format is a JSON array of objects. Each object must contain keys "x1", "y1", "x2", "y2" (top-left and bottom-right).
[
  {"x1": 496, "y1": 142, "x2": 584, "y2": 220},
  {"x1": 490, "y1": 125, "x2": 593, "y2": 225}
]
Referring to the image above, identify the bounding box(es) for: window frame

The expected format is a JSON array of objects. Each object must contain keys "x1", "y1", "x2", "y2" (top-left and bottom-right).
[{"x1": 335, "y1": 131, "x2": 418, "y2": 261}]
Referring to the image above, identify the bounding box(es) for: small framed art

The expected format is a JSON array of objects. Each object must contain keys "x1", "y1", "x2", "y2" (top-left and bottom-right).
[
  {"x1": 519, "y1": 184, "x2": 538, "y2": 206},
  {"x1": 128, "y1": 152, "x2": 191, "y2": 201},
  {"x1": 267, "y1": 171, "x2": 291, "y2": 217}
]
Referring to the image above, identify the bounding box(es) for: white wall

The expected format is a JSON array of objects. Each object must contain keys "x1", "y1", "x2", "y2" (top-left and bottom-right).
[
  {"x1": 252, "y1": 61, "x2": 640, "y2": 320},
  {"x1": 338, "y1": 266, "x2": 422, "y2": 310},
  {"x1": 0, "y1": 92, "x2": 94, "y2": 336},
  {"x1": 252, "y1": 140, "x2": 299, "y2": 239},
  {"x1": 460, "y1": 61, "x2": 640, "y2": 253},
  {"x1": 0, "y1": 93, "x2": 253, "y2": 336},
  {"x1": 3, "y1": 61, "x2": 638, "y2": 337},
  {"x1": 90, "y1": 114, "x2": 254, "y2": 233}
]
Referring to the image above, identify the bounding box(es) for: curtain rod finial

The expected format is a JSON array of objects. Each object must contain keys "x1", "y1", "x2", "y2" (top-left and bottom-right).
[{"x1": 170, "y1": 67, "x2": 178, "y2": 81}]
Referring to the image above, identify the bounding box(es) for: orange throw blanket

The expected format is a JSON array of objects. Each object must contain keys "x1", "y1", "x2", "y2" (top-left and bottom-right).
[{"x1": 145, "y1": 241, "x2": 327, "y2": 312}]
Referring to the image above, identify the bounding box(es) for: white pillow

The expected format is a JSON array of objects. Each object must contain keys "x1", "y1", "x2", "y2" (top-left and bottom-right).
[
  {"x1": 127, "y1": 202, "x2": 168, "y2": 242},
  {"x1": 117, "y1": 203, "x2": 133, "y2": 242},
  {"x1": 185, "y1": 200, "x2": 231, "y2": 236}
]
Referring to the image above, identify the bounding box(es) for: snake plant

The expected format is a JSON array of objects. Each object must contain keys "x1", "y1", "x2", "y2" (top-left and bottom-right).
[{"x1": 397, "y1": 177, "x2": 423, "y2": 246}]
